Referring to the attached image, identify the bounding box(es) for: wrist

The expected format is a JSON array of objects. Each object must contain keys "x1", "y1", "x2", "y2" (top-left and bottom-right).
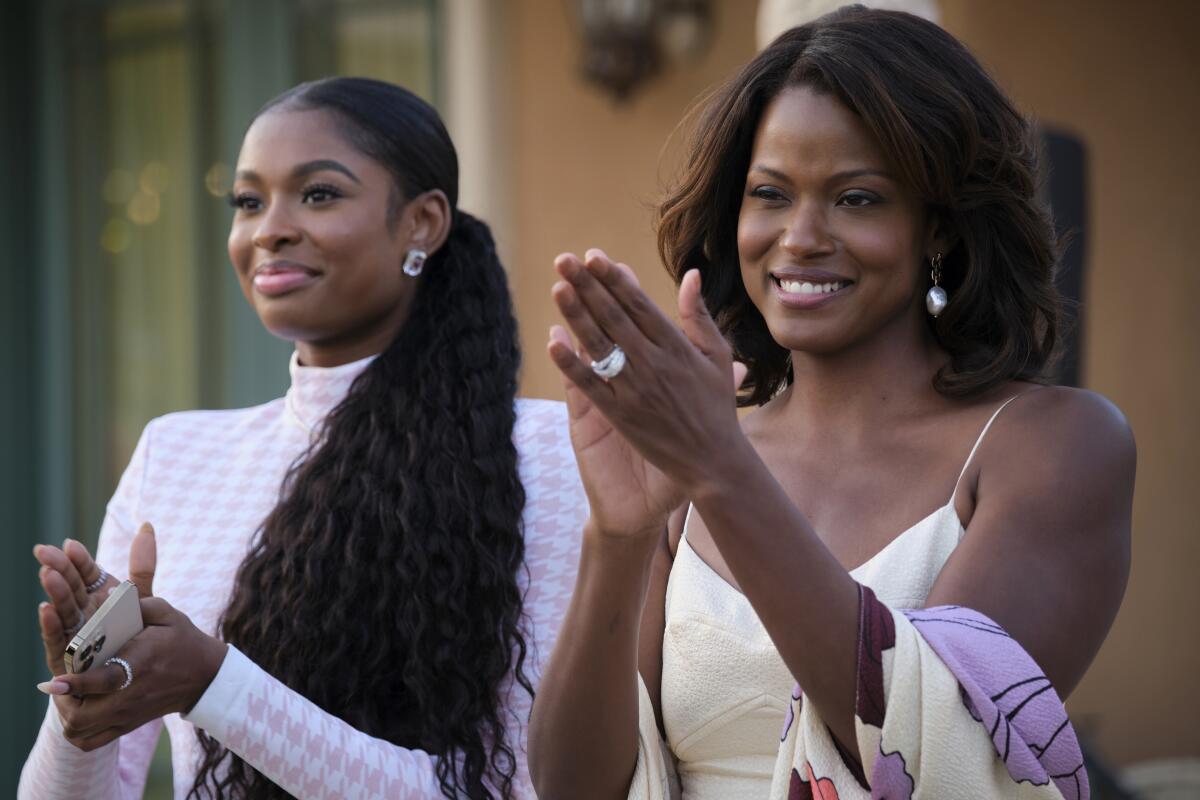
[
  {"x1": 184, "y1": 635, "x2": 228, "y2": 714},
  {"x1": 583, "y1": 517, "x2": 663, "y2": 547},
  {"x1": 683, "y1": 433, "x2": 760, "y2": 504}
]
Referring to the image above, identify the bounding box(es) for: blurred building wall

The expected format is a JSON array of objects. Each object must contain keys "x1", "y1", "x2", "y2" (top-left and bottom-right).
[{"x1": 507, "y1": 0, "x2": 1200, "y2": 768}]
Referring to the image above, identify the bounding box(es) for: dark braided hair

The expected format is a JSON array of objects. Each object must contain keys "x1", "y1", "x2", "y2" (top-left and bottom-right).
[{"x1": 190, "y1": 78, "x2": 530, "y2": 799}]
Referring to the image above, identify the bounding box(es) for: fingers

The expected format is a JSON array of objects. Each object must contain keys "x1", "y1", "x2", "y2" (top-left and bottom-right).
[
  {"x1": 583, "y1": 250, "x2": 680, "y2": 345},
  {"x1": 51, "y1": 658, "x2": 129, "y2": 697},
  {"x1": 555, "y1": 250, "x2": 659, "y2": 360},
  {"x1": 63, "y1": 538, "x2": 112, "y2": 595},
  {"x1": 546, "y1": 325, "x2": 620, "y2": 418},
  {"x1": 38, "y1": 566, "x2": 84, "y2": 637},
  {"x1": 678, "y1": 269, "x2": 729, "y2": 362},
  {"x1": 128, "y1": 523, "x2": 156, "y2": 598},
  {"x1": 34, "y1": 544, "x2": 88, "y2": 609},
  {"x1": 139, "y1": 596, "x2": 174, "y2": 626},
  {"x1": 38, "y1": 602, "x2": 68, "y2": 676},
  {"x1": 552, "y1": 270, "x2": 617, "y2": 363}
]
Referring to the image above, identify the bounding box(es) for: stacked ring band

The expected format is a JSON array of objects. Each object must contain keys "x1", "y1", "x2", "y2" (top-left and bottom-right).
[{"x1": 85, "y1": 567, "x2": 109, "y2": 594}]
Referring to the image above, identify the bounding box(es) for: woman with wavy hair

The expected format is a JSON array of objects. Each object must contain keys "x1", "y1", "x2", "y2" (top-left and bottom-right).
[
  {"x1": 530, "y1": 6, "x2": 1132, "y2": 799},
  {"x1": 21, "y1": 77, "x2": 586, "y2": 799}
]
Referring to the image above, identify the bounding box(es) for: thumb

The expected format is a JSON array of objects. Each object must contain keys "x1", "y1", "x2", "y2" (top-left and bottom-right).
[
  {"x1": 731, "y1": 361, "x2": 748, "y2": 392},
  {"x1": 129, "y1": 522, "x2": 156, "y2": 598},
  {"x1": 678, "y1": 269, "x2": 726, "y2": 362}
]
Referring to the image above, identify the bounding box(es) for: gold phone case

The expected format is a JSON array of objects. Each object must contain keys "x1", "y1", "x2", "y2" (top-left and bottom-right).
[{"x1": 64, "y1": 581, "x2": 144, "y2": 674}]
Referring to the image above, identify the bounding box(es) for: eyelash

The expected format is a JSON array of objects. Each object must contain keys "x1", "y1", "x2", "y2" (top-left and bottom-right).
[
  {"x1": 749, "y1": 186, "x2": 787, "y2": 202},
  {"x1": 227, "y1": 183, "x2": 344, "y2": 212},
  {"x1": 747, "y1": 187, "x2": 883, "y2": 208},
  {"x1": 301, "y1": 183, "x2": 343, "y2": 204},
  {"x1": 838, "y1": 190, "x2": 882, "y2": 208}
]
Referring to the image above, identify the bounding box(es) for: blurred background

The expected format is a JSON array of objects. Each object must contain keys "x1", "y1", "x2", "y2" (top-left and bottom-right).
[{"x1": 2, "y1": 0, "x2": 1196, "y2": 797}]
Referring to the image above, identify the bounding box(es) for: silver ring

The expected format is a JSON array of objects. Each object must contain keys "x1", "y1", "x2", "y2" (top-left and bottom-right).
[
  {"x1": 85, "y1": 566, "x2": 109, "y2": 594},
  {"x1": 105, "y1": 656, "x2": 133, "y2": 690},
  {"x1": 590, "y1": 345, "x2": 627, "y2": 380},
  {"x1": 61, "y1": 610, "x2": 85, "y2": 638}
]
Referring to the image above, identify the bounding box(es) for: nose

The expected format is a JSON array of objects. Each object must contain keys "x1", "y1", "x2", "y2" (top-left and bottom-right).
[
  {"x1": 778, "y1": 199, "x2": 834, "y2": 258},
  {"x1": 250, "y1": 202, "x2": 301, "y2": 252}
]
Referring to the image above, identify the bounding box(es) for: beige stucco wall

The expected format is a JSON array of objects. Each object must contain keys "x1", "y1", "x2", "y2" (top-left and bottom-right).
[
  {"x1": 506, "y1": 0, "x2": 1199, "y2": 766},
  {"x1": 939, "y1": 0, "x2": 1200, "y2": 766}
]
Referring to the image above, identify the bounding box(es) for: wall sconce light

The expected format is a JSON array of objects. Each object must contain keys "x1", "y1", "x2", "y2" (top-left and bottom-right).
[{"x1": 575, "y1": 0, "x2": 712, "y2": 102}]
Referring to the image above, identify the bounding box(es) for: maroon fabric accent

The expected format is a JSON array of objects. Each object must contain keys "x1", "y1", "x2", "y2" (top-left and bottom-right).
[
  {"x1": 789, "y1": 768, "x2": 813, "y2": 800},
  {"x1": 855, "y1": 583, "x2": 895, "y2": 728}
]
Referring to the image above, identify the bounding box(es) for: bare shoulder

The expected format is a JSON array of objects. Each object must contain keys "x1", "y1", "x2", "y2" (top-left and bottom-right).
[
  {"x1": 991, "y1": 384, "x2": 1135, "y2": 478},
  {"x1": 970, "y1": 384, "x2": 1136, "y2": 553}
]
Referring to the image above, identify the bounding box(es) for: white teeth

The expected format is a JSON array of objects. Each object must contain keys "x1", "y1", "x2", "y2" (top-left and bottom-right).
[{"x1": 778, "y1": 279, "x2": 845, "y2": 295}]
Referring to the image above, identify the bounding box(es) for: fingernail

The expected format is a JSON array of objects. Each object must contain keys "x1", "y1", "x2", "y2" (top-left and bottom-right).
[{"x1": 37, "y1": 681, "x2": 70, "y2": 695}]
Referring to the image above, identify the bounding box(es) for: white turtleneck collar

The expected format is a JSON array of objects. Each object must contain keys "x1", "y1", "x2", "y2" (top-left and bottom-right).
[{"x1": 283, "y1": 350, "x2": 378, "y2": 434}]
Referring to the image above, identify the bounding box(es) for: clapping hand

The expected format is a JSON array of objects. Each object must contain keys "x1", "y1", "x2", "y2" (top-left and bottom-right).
[
  {"x1": 33, "y1": 524, "x2": 227, "y2": 751},
  {"x1": 548, "y1": 250, "x2": 747, "y2": 539}
]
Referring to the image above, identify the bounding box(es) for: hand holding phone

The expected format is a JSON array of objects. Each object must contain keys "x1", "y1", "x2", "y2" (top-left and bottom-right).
[{"x1": 63, "y1": 581, "x2": 143, "y2": 674}]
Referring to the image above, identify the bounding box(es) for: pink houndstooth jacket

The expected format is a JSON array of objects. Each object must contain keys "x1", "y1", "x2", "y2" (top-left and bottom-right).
[{"x1": 20, "y1": 353, "x2": 588, "y2": 799}]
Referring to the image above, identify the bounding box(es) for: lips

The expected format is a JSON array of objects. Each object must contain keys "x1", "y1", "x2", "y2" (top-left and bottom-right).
[{"x1": 252, "y1": 262, "x2": 320, "y2": 297}]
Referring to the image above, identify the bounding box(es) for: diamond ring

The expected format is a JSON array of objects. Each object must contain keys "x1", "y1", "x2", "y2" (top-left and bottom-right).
[
  {"x1": 590, "y1": 345, "x2": 627, "y2": 380},
  {"x1": 105, "y1": 656, "x2": 134, "y2": 690}
]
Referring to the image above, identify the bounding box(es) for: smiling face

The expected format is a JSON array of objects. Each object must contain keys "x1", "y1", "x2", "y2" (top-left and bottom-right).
[
  {"x1": 737, "y1": 85, "x2": 940, "y2": 358},
  {"x1": 228, "y1": 107, "x2": 429, "y2": 366}
]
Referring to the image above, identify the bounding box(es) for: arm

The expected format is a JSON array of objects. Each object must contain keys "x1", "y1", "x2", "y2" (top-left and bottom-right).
[
  {"x1": 181, "y1": 646, "x2": 444, "y2": 799},
  {"x1": 529, "y1": 258, "x2": 691, "y2": 799},
  {"x1": 546, "y1": 252, "x2": 1134, "y2": 762},
  {"x1": 921, "y1": 386, "x2": 1134, "y2": 696},
  {"x1": 528, "y1": 525, "x2": 659, "y2": 800},
  {"x1": 20, "y1": 425, "x2": 161, "y2": 800}
]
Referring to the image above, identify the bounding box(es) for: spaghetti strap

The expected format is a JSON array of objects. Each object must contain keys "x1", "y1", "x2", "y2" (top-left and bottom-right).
[{"x1": 950, "y1": 395, "x2": 1021, "y2": 504}]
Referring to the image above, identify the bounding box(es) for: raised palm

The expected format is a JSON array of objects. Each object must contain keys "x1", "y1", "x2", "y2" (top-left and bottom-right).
[{"x1": 562, "y1": 372, "x2": 682, "y2": 537}]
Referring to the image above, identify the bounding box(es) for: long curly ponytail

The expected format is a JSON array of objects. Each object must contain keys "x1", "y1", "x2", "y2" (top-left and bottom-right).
[{"x1": 190, "y1": 78, "x2": 529, "y2": 799}]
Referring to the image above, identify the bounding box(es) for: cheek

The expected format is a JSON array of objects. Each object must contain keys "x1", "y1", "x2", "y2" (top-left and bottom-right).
[
  {"x1": 227, "y1": 226, "x2": 250, "y2": 274},
  {"x1": 736, "y1": 210, "x2": 775, "y2": 264},
  {"x1": 842, "y1": 218, "x2": 922, "y2": 279}
]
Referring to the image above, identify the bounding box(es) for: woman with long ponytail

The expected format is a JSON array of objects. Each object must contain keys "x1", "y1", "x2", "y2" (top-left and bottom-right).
[{"x1": 22, "y1": 77, "x2": 587, "y2": 799}]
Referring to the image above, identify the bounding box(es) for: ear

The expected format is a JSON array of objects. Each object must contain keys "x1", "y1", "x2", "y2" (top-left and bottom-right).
[
  {"x1": 401, "y1": 189, "x2": 452, "y2": 257},
  {"x1": 923, "y1": 209, "x2": 958, "y2": 262}
]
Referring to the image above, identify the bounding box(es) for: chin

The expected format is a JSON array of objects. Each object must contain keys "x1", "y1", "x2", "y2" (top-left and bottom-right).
[{"x1": 763, "y1": 318, "x2": 858, "y2": 356}]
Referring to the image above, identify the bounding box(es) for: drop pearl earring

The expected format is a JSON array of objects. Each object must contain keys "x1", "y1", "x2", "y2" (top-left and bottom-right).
[{"x1": 926, "y1": 252, "x2": 948, "y2": 317}]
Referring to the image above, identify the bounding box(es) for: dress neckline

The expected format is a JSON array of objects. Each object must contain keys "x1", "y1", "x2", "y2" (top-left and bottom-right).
[
  {"x1": 676, "y1": 394, "x2": 1023, "y2": 600},
  {"x1": 680, "y1": 499, "x2": 963, "y2": 600}
]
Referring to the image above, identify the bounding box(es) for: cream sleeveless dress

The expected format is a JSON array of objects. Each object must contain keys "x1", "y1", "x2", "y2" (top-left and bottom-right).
[{"x1": 659, "y1": 400, "x2": 1015, "y2": 800}]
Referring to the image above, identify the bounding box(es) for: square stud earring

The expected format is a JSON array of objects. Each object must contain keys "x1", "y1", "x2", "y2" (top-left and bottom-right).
[{"x1": 402, "y1": 249, "x2": 427, "y2": 277}]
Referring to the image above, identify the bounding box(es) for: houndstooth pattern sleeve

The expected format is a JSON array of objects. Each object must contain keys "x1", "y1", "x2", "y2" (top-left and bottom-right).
[
  {"x1": 180, "y1": 398, "x2": 588, "y2": 799},
  {"x1": 183, "y1": 646, "x2": 444, "y2": 799},
  {"x1": 18, "y1": 425, "x2": 164, "y2": 800}
]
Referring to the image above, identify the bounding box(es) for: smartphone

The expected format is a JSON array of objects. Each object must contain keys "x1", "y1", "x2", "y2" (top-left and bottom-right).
[{"x1": 64, "y1": 580, "x2": 143, "y2": 674}]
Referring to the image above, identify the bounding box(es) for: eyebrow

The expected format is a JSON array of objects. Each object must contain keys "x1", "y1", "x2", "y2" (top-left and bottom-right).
[
  {"x1": 235, "y1": 159, "x2": 362, "y2": 185},
  {"x1": 748, "y1": 164, "x2": 895, "y2": 183}
]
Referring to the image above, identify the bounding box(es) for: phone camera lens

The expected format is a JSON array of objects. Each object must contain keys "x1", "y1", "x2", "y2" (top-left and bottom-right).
[
  {"x1": 94, "y1": 634, "x2": 106, "y2": 652},
  {"x1": 79, "y1": 644, "x2": 93, "y2": 661},
  {"x1": 81, "y1": 655, "x2": 94, "y2": 672}
]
